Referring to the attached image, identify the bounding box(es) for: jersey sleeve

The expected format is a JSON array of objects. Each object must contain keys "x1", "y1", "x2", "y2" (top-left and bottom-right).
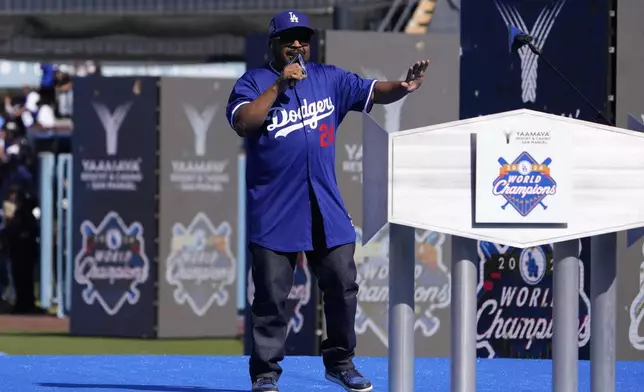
[
  {"x1": 332, "y1": 66, "x2": 377, "y2": 115},
  {"x1": 226, "y1": 73, "x2": 260, "y2": 130}
]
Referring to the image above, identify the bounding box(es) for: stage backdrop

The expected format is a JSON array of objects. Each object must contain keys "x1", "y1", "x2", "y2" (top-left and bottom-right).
[
  {"x1": 325, "y1": 30, "x2": 460, "y2": 357},
  {"x1": 71, "y1": 77, "x2": 158, "y2": 338},
  {"x1": 617, "y1": 9, "x2": 644, "y2": 360},
  {"x1": 460, "y1": 0, "x2": 608, "y2": 359},
  {"x1": 157, "y1": 77, "x2": 239, "y2": 338},
  {"x1": 617, "y1": 231, "x2": 644, "y2": 361}
]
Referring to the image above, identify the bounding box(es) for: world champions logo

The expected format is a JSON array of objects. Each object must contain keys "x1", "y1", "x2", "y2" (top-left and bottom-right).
[
  {"x1": 493, "y1": 152, "x2": 556, "y2": 216},
  {"x1": 166, "y1": 213, "x2": 236, "y2": 317},
  {"x1": 354, "y1": 227, "x2": 450, "y2": 347},
  {"x1": 74, "y1": 212, "x2": 150, "y2": 316},
  {"x1": 476, "y1": 241, "x2": 590, "y2": 358}
]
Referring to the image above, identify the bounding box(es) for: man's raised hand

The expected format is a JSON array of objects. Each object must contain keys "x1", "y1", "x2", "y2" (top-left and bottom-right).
[{"x1": 401, "y1": 60, "x2": 430, "y2": 93}]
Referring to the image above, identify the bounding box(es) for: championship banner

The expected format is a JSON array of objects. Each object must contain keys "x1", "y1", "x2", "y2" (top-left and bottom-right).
[
  {"x1": 242, "y1": 36, "x2": 323, "y2": 355},
  {"x1": 617, "y1": 230, "x2": 644, "y2": 360},
  {"x1": 460, "y1": 0, "x2": 610, "y2": 121},
  {"x1": 615, "y1": 107, "x2": 644, "y2": 360},
  {"x1": 157, "y1": 77, "x2": 239, "y2": 338},
  {"x1": 70, "y1": 77, "x2": 158, "y2": 337},
  {"x1": 326, "y1": 30, "x2": 460, "y2": 356},
  {"x1": 476, "y1": 239, "x2": 591, "y2": 359},
  {"x1": 616, "y1": 0, "x2": 644, "y2": 128}
]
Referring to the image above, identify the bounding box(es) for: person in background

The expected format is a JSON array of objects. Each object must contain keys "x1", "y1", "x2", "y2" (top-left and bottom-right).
[
  {"x1": 0, "y1": 125, "x2": 12, "y2": 311},
  {"x1": 23, "y1": 86, "x2": 40, "y2": 115},
  {"x1": 4, "y1": 87, "x2": 40, "y2": 136},
  {"x1": 35, "y1": 95, "x2": 56, "y2": 129},
  {"x1": 0, "y1": 242, "x2": 11, "y2": 312},
  {"x1": 55, "y1": 70, "x2": 73, "y2": 118},
  {"x1": 2, "y1": 148, "x2": 40, "y2": 314},
  {"x1": 39, "y1": 64, "x2": 57, "y2": 106}
]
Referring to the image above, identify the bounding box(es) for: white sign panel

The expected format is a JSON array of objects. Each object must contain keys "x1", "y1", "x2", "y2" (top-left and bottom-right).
[{"x1": 475, "y1": 126, "x2": 572, "y2": 225}]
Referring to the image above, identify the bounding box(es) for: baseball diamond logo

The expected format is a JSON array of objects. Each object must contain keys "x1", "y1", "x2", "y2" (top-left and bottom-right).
[
  {"x1": 247, "y1": 252, "x2": 312, "y2": 336},
  {"x1": 74, "y1": 211, "x2": 150, "y2": 316},
  {"x1": 92, "y1": 101, "x2": 133, "y2": 156},
  {"x1": 166, "y1": 213, "x2": 236, "y2": 317},
  {"x1": 493, "y1": 152, "x2": 556, "y2": 216},
  {"x1": 476, "y1": 241, "x2": 590, "y2": 358},
  {"x1": 495, "y1": 0, "x2": 567, "y2": 103},
  {"x1": 354, "y1": 226, "x2": 450, "y2": 347}
]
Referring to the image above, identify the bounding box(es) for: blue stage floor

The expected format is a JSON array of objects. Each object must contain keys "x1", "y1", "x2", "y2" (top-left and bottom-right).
[{"x1": 1, "y1": 355, "x2": 643, "y2": 391}]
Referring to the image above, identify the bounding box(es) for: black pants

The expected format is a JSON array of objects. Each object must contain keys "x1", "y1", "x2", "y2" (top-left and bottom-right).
[
  {"x1": 9, "y1": 237, "x2": 37, "y2": 312},
  {"x1": 248, "y1": 203, "x2": 359, "y2": 382}
]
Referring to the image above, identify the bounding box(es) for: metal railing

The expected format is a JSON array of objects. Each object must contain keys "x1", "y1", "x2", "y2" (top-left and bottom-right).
[
  {"x1": 377, "y1": 0, "x2": 420, "y2": 32},
  {"x1": 38, "y1": 152, "x2": 73, "y2": 318}
]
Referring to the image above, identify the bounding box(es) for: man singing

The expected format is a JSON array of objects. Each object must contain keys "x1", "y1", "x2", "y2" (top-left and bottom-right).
[{"x1": 226, "y1": 10, "x2": 429, "y2": 392}]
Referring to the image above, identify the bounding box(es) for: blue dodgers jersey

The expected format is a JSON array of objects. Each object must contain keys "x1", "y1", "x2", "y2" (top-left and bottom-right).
[{"x1": 226, "y1": 62, "x2": 377, "y2": 252}]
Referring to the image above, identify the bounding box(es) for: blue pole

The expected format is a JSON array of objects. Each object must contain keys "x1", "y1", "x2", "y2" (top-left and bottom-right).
[
  {"x1": 236, "y1": 154, "x2": 246, "y2": 312},
  {"x1": 55, "y1": 155, "x2": 65, "y2": 318},
  {"x1": 38, "y1": 153, "x2": 55, "y2": 309},
  {"x1": 65, "y1": 155, "x2": 73, "y2": 313}
]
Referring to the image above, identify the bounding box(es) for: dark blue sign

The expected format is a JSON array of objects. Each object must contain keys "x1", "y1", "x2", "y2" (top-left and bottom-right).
[
  {"x1": 71, "y1": 77, "x2": 158, "y2": 338},
  {"x1": 476, "y1": 239, "x2": 591, "y2": 359},
  {"x1": 460, "y1": 0, "x2": 610, "y2": 121}
]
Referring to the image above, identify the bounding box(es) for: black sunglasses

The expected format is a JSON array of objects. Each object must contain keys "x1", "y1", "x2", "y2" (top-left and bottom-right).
[{"x1": 274, "y1": 30, "x2": 312, "y2": 46}]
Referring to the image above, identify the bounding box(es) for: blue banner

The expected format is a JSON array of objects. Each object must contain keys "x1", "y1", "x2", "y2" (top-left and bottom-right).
[
  {"x1": 476, "y1": 239, "x2": 591, "y2": 359},
  {"x1": 460, "y1": 0, "x2": 610, "y2": 121},
  {"x1": 70, "y1": 77, "x2": 158, "y2": 338}
]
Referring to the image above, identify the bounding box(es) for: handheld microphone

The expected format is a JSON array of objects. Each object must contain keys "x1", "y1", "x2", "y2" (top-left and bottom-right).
[{"x1": 288, "y1": 53, "x2": 307, "y2": 88}]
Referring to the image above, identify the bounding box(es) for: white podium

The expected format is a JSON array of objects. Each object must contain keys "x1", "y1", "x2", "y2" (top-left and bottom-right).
[{"x1": 362, "y1": 109, "x2": 644, "y2": 392}]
